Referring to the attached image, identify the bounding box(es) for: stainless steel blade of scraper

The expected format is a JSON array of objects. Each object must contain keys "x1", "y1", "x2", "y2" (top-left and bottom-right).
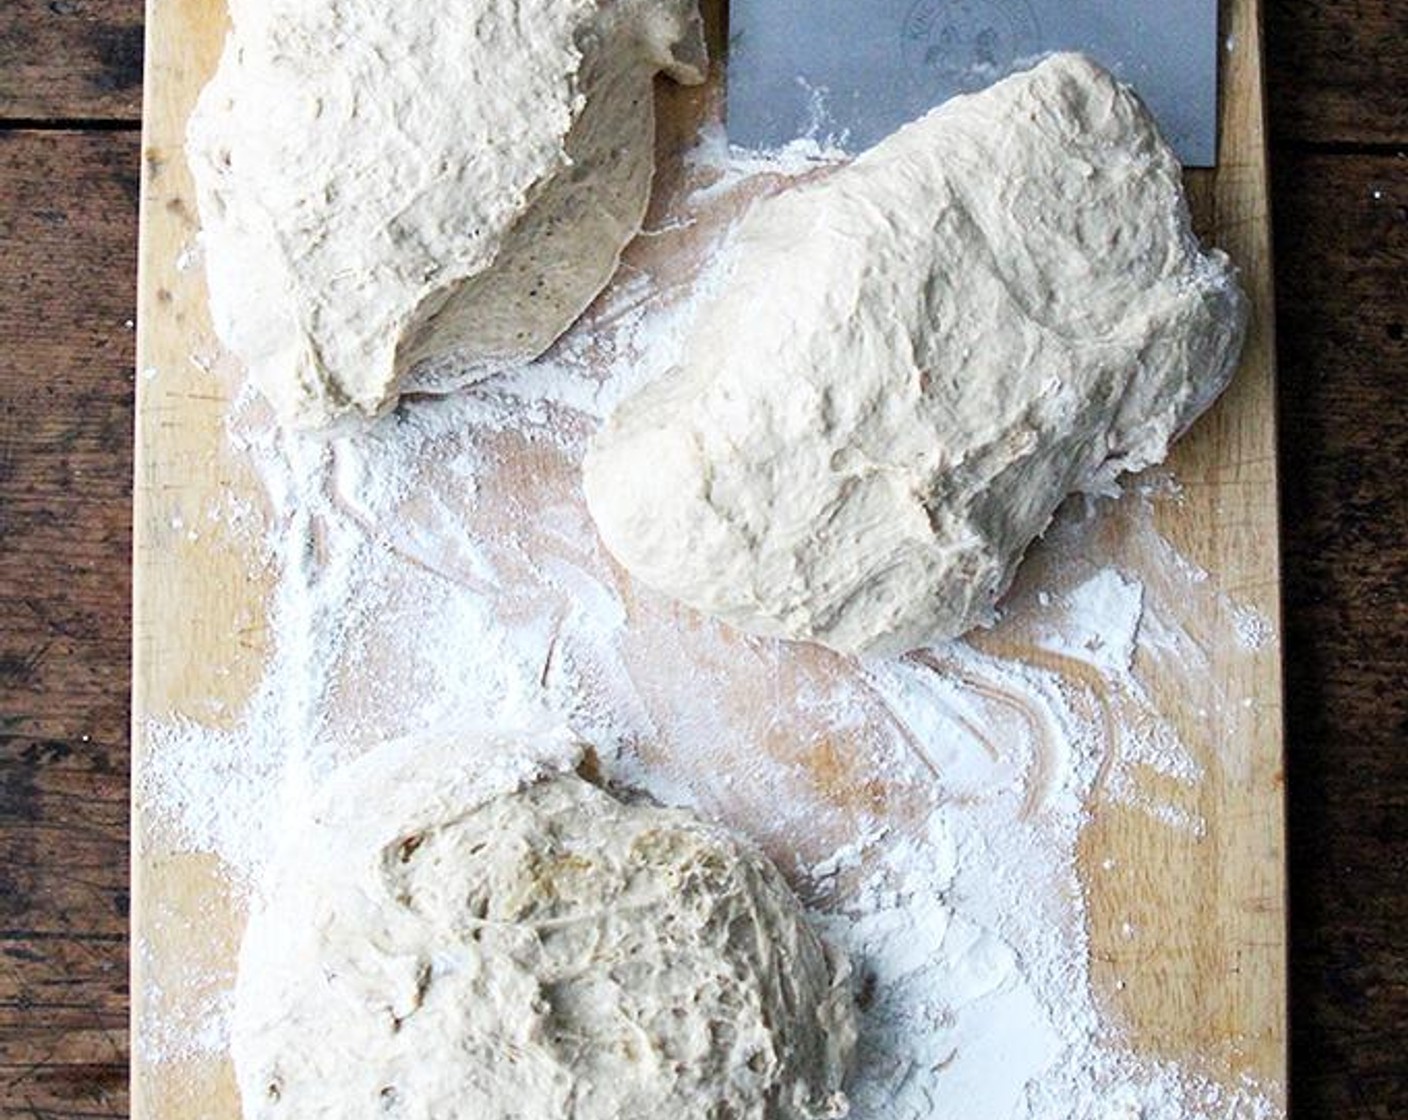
[{"x1": 725, "y1": 0, "x2": 1220, "y2": 166}]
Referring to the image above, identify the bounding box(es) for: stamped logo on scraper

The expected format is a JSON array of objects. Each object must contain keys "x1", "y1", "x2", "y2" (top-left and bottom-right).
[{"x1": 901, "y1": 0, "x2": 1042, "y2": 91}]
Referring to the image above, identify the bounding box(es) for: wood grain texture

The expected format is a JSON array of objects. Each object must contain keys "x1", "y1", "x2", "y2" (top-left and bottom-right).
[
  {"x1": 0, "y1": 1, "x2": 1403, "y2": 1119},
  {"x1": 0, "y1": 1, "x2": 144, "y2": 121},
  {"x1": 0, "y1": 129, "x2": 136, "y2": 1117},
  {"x1": 1274, "y1": 150, "x2": 1408, "y2": 1117},
  {"x1": 1264, "y1": 0, "x2": 1408, "y2": 148}
]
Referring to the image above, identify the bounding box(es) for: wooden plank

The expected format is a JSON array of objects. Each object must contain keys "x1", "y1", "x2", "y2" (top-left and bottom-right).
[
  {"x1": 0, "y1": 1, "x2": 144, "y2": 121},
  {"x1": 130, "y1": 2, "x2": 253, "y2": 1115},
  {"x1": 1274, "y1": 150, "x2": 1408, "y2": 1117},
  {"x1": 1081, "y1": 0, "x2": 1286, "y2": 1079},
  {"x1": 1264, "y1": 0, "x2": 1408, "y2": 147},
  {"x1": 0, "y1": 128, "x2": 136, "y2": 1118}
]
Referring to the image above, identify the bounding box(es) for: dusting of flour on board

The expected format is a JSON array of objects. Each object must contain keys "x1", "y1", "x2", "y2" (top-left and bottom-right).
[{"x1": 141, "y1": 97, "x2": 1282, "y2": 1119}]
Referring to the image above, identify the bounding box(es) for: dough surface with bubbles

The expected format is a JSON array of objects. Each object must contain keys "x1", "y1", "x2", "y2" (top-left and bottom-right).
[
  {"x1": 232, "y1": 745, "x2": 855, "y2": 1120},
  {"x1": 584, "y1": 54, "x2": 1247, "y2": 656},
  {"x1": 187, "y1": 0, "x2": 706, "y2": 428}
]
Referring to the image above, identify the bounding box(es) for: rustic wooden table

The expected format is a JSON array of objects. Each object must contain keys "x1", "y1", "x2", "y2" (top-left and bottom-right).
[{"x1": 0, "y1": 1, "x2": 1402, "y2": 1116}]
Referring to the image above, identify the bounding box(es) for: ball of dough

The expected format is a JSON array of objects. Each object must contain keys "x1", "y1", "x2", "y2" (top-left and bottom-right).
[
  {"x1": 583, "y1": 54, "x2": 1247, "y2": 656},
  {"x1": 232, "y1": 748, "x2": 855, "y2": 1120},
  {"x1": 187, "y1": 0, "x2": 706, "y2": 428}
]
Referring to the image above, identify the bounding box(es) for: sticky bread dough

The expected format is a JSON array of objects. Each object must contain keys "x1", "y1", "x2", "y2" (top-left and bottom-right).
[
  {"x1": 187, "y1": 0, "x2": 705, "y2": 428},
  {"x1": 583, "y1": 53, "x2": 1248, "y2": 657},
  {"x1": 231, "y1": 742, "x2": 856, "y2": 1120}
]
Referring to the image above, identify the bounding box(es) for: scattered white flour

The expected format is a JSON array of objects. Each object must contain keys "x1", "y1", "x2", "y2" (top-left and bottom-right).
[
  {"x1": 1234, "y1": 604, "x2": 1276, "y2": 651},
  {"x1": 139, "y1": 108, "x2": 1282, "y2": 1119}
]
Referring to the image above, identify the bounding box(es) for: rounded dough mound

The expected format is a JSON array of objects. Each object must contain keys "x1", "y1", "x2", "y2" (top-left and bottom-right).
[
  {"x1": 187, "y1": 0, "x2": 706, "y2": 428},
  {"x1": 583, "y1": 54, "x2": 1247, "y2": 657},
  {"x1": 232, "y1": 751, "x2": 855, "y2": 1120}
]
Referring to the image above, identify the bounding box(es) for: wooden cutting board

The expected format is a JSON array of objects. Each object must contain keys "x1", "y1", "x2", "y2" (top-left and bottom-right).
[{"x1": 131, "y1": 0, "x2": 1286, "y2": 1114}]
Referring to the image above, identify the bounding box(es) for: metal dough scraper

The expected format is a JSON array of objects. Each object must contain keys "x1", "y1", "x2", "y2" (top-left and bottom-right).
[{"x1": 725, "y1": 0, "x2": 1221, "y2": 166}]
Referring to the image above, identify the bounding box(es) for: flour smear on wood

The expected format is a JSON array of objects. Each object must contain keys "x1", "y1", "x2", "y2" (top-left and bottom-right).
[{"x1": 140, "y1": 130, "x2": 1280, "y2": 1119}]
